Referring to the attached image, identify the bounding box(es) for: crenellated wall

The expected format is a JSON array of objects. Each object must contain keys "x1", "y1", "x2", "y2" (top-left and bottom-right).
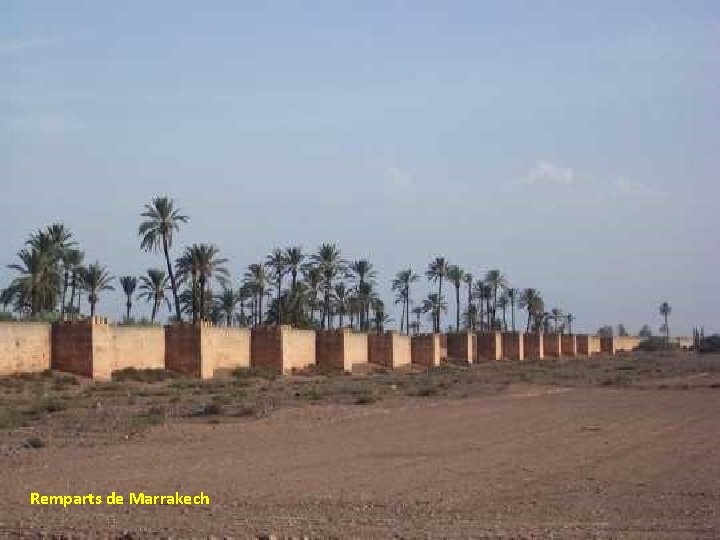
[
  {"x1": 368, "y1": 331, "x2": 410, "y2": 369},
  {"x1": 199, "y1": 325, "x2": 251, "y2": 378},
  {"x1": 411, "y1": 334, "x2": 442, "y2": 367},
  {"x1": 543, "y1": 333, "x2": 562, "y2": 357},
  {"x1": 0, "y1": 322, "x2": 52, "y2": 376},
  {"x1": 524, "y1": 333, "x2": 544, "y2": 360},
  {"x1": 316, "y1": 329, "x2": 369, "y2": 372},
  {"x1": 576, "y1": 334, "x2": 601, "y2": 355},
  {"x1": 501, "y1": 332, "x2": 524, "y2": 361},
  {"x1": 446, "y1": 332, "x2": 475, "y2": 363},
  {"x1": 476, "y1": 332, "x2": 502, "y2": 361},
  {"x1": 251, "y1": 325, "x2": 316, "y2": 374},
  {"x1": 561, "y1": 334, "x2": 577, "y2": 356}
]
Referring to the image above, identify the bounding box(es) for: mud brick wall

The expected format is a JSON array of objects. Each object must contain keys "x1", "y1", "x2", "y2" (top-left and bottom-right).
[
  {"x1": 476, "y1": 332, "x2": 502, "y2": 361},
  {"x1": 613, "y1": 336, "x2": 640, "y2": 353},
  {"x1": 561, "y1": 334, "x2": 577, "y2": 356},
  {"x1": 501, "y1": 332, "x2": 524, "y2": 361},
  {"x1": 200, "y1": 325, "x2": 251, "y2": 378},
  {"x1": 576, "y1": 335, "x2": 601, "y2": 355},
  {"x1": 446, "y1": 332, "x2": 475, "y2": 363},
  {"x1": 0, "y1": 322, "x2": 52, "y2": 376},
  {"x1": 411, "y1": 334, "x2": 441, "y2": 367},
  {"x1": 524, "y1": 333, "x2": 544, "y2": 360},
  {"x1": 282, "y1": 327, "x2": 316, "y2": 372},
  {"x1": 52, "y1": 320, "x2": 95, "y2": 378},
  {"x1": 317, "y1": 330, "x2": 369, "y2": 372},
  {"x1": 165, "y1": 324, "x2": 201, "y2": 377},
  {"x1": 368, "y1": 331, "x2": 410, "y2": 368},
  {"x1": 543, "y1": 333, "x2": 562, "y2": 357},
  {"x1": 600, "y1": 336, "x2": 615, "y2": 355},
  {"x1": 439, "y1": 333, "x2": 448, "y2": 361},
  {"x1": 111, "y1": 325, "x2": 165, "y2": 373}
]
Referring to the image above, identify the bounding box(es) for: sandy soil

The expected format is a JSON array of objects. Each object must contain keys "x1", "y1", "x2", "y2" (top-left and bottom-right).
[{"x1": 1, "y1": 375, "x2": 719, "y2": 538}]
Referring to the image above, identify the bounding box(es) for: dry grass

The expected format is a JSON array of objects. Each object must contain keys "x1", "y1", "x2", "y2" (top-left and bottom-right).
[{"x1": 1, "y1": 351, "x2": 718, "y2": 453}]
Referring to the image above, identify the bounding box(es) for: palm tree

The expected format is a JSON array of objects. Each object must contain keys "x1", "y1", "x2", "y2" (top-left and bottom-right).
[
  {"x1": 484, "y1": 269, "x2": 506, "y2": 324},
  {"x1": 243, "y1": 263, "x2": 267, "y2": 325},
  {"x1": 138, "y1": 196, "x2": 188, "y2": 322},
  {"x1": 422, "y1": 293, "x2": 447, "y2": 333},
  {"x1": 138, "y1": 268, "x2": 170, "y2": 323},
  {"x1": 463, "y1": 273, "x2": 473, "y2": 329},
  {"x1": 447, "y1": 265, "x2": 465, "y2": 331},
  {"x1": 566, "y1": 312, "x2": 575, "y2": 334},
  {"x1": 333, "y1": 282, "x2": 350, "y2": 328},
  {"x1": 312, "y1": 244, "x2": 345, "y2": 329},
  {"x1": 82, "y1": 262, "x2": 114, "y2": 317},
  {"x1": 426, "y1": 257, "x2": 448, "y2": 331},
  {"x1": 6, "y1": 247, "x2": 58, "y2": 316},
  {"x1": 284, "y1": 246, "x2": 305, "y2": 291},
  {"x1": 350, "y1": 259, "x2": 377, "y2": 330},
  {"x1": 303, "y1": 265, "x2": 322, "y2": 325},
  {"x1": 265, "y1": 248, "x2": 288, "y2": 324},
  {"x1": 391, "y1": 268, "x2": 419, "y2": 335},
  {"x1": 217, "y1": 287, "x2": 239, "y2": 327},
  {"x1": 550, "y1": 307, "x2": 564, "y2": 333},
  {"x1": 506, "y1": 287, "x2": 518, "y2": 331},
  {"x1": 497, "y1": 293, "x2": 509, "y2": 330},
  {"x1": 176, "y1": 244, "x2": 229, "y2": 322},
  {"x1": 659, "y1": 302, "x2": 671, "y2": 344},
  {"x1": 119, "y1": 276, "x2": 138, "y2": 321},
  {"x1": 412, "y1": 305, "x2": 424, "y2": 335},
  {"x1": 519, "y1": 288, "x2": 542, "y2": 332}
]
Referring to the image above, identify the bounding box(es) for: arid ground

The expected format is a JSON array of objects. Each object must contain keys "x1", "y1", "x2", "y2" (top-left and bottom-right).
[{"x1": 1, "y1": 352, "x2": 719, "y2": 538}]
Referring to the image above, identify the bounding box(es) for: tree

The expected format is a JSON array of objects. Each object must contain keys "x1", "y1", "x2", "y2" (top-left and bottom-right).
[
  {"x1": 139, "y1": 197, "x2": 188, "y2": 322},
  {"x1": 243, "y1": 263, "x2": 267, "y2": 326},
  {"x1": 506, "y1": 287, "x2": 518, "y2": 331},
  {"x1": 411, "y1": 305, "x2": 424, "y2": 335},
  {"x1": 463, "y1": 273, "x2": 474, "y2": 329},
  {"x1": 265, "y1": 248, "x2": 288, "y2": 324},
  {"x1": 617, "y1": 323, "x2": 629, "y2": 337},
  {"x1": 519, "y1": 288, "x2": 543, "y2": 332},
  {"x1": 350, "y1": 259, "x2": 377, "y2": 330},
  {"x1": 82, "y1": 262, "x2": 114, "y2": 317},
  {"x1": 639, "y1": 324, "x2": 652, "y2": 338},
  {"x1": 119, "y1": 276, "x2": 138, "y2": 321},
  {"x1": 217, "y1": 287, "x2": 239, "y2": 327},
  {"x1": 484, "y1": 269, "x2": 506, "y2": 324},
  {"x1": 284, "y1": 246, "x2": 305, "y2": 291},
  {"x1": 497, "y1": 293, "x2": 508, "y2": 330},
  {"x1": 138, "y1": 268, "x2": 170, "y2": 323},
  {"x1": 446, "y1": 265, "x2": 465, "y2": 331},
  {"x1": 659, "y1": 302, "x2": 672, "y2": 344},
  {"x1": 65, "y1": 249, "x2": 84, "y2": 317},
  {"x1": 312, "y1": 244, "x2": 346, "y2": 329},
  {"x1": 176, "y1": 244, "x2": 229, "y2": 322},
  {"x1": 566, "y1": 312, "x2": 575, "y2": 334},
  {"x1": 598, "y1": 325, "x2": 614, "y2": 337},
  {"x1": 426, "y1": 257, "x2": 448, "y2": 331},
  {"x1": 391, "y1": 268, "x2": 419, "y2": 335},
  {"x1": 422, "y1": 293, "x2": 447, "y2": 333},
  {"x1": 333, "y1": 282, "x2": 349, "y2": 328}
]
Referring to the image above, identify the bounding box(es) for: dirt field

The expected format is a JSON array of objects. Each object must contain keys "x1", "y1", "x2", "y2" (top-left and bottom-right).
[{"x1": 1, "y1": 352, "x2": 720, "y2": 538}]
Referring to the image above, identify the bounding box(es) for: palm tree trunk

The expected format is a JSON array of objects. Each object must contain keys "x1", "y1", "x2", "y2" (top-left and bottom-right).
[
  {"x1": 526, "y1": 310, "x2": 531, "y2": 332},
  {"x1": 437, "y1": 277, "x2": 443, "y2": 332},
  {"x1": 511, "y1": 301, "x2": 516, "y2": 331},
  {"x1": 199, "y1": 275, "x2": 206, "y2": 322},
  {"x1": 60, "y1": 271, "x2": 69, "y2": 318},
  {"x1": 406, "y1": 288, "x2": 410, "y2": 336},
  {"x1": 162, "y1": 234, "x2": 182, "y2": 322},
  {"x1": 277, "y1": 279, "x2": 282, "y2": 324},
  {"x1": 151, "y1": 297, "x2": 158, "y2": 323},
  {"x1": 90, "y1": 299, "x2": 96, "y2": 317},
  {"x1": 126, "y1": 299, "x2": 132, "y2": 321},
  {"x1": 455, "y1": 285, "x2": 460, "y2": 331},
  {"x1": 258, "y1": 289, "x2": 264, "y2": 325}
]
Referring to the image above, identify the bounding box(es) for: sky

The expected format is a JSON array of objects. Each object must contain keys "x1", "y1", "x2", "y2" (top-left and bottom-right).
[{"x1": 1, "y1": 1, "x2": 718, "y2": 335}]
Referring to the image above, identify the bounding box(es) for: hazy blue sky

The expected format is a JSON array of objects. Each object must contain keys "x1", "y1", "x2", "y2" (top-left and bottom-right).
[{"x1": 1, "y1": 1, "x2": 718, "y2": 334}]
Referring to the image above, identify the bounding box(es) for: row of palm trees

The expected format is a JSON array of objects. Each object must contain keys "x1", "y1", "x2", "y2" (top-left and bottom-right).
[{"x1": 2, "y1": 196, "x2": 574, "y2": 334}]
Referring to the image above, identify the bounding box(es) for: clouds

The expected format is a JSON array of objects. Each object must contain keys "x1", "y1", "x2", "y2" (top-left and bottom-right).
[
  {"x1": 523, "y1": 160, "x2": 576, "y2": 186},
  {"x1": 384, "y1": 167, "x2": 414, "y2": 188}
]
